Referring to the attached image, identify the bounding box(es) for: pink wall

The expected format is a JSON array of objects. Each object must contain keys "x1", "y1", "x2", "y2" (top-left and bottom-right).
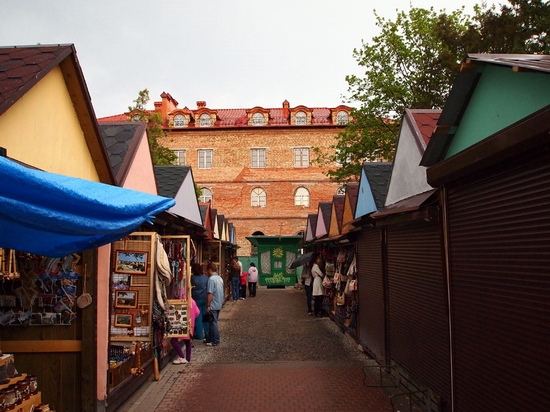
[{"x1": 96, "y1": 244, "x2": 112, "y2": 402}]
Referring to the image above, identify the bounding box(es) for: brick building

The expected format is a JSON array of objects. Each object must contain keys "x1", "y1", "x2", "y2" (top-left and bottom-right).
[{"x1": 101, "y1": 92, "x2": 351, "y2": 255}]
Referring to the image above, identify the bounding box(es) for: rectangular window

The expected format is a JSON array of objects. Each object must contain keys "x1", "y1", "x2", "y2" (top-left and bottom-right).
[
  {"x1": 173, "y1": 150, "x2": 186, "y2": 166},
  {"x1": 251, "y1": 148, "x2": 266, "y2": 168},
  {"x1": 294, "y1": 148, "x2": 309, "y2": 168},
  {"x1": 198, "y1": 149, "x2": 212, "y2": 169}
]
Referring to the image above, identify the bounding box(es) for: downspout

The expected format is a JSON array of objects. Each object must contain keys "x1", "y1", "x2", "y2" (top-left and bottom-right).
[{"x1": 441, "y1": 185, "x2": 455, "y2": 412}]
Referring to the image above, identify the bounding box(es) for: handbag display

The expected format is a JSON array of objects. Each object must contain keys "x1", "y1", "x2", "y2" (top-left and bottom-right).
[{"x1": 322, "y1": 276, "x2": 333, "y2": 289}]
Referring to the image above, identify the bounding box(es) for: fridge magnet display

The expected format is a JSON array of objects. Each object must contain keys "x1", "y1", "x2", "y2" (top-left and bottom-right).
[
  {"x1": 165, "y1": 299, "x2": 189, "y2": 337},
  {"x1": 114, "y1": 250, "x2": 148, "y2": 275},
  {"x1": 114, "y1": 314, "x2": 133, "y2": 328},
  {"x1": 115, "y1": 290, "x2": 138, "y2": 309}
]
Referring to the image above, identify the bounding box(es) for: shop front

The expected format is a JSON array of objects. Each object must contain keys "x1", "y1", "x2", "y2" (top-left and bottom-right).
[
  {"x1": 245, "y1": 236, "x2": 302, "y2": 287},
  {"x1": 0, "y1": 155, "x2": 175, "y2": 411}
]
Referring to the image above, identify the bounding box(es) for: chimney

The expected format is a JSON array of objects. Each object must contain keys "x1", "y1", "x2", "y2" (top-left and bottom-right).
[
  {"x1": 282, "y1": 100, "x2": 290, "y2": 119},
  {"x1": 157, "y1": 92, "x2": 179, "y2": 121},
  {"x1": 197, "y1": 101, "x2": 207, "y2": 109}
]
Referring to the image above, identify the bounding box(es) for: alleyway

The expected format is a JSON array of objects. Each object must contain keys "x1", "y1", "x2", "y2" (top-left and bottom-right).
[{"x1": 115, "y1": 287, "x2": 404, "y2": 412}]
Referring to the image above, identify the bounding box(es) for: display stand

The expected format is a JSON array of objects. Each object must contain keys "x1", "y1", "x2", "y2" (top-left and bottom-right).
[
  {"x1": 108, "y1": 233, "x2": 156, "y2": 391},
  {"x1": 160, "y1": 236, "x2": 191, "y2": 357},
  {"x1": 107, "y1": 233, "x2": 192, "y2": 410}
]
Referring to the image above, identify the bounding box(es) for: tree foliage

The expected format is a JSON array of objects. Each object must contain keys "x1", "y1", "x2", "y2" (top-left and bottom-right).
[
  {"x1": 323, "y1": 0, "x2": 550, "y2": 184},
  {"x1": 128, "y1": 89, "x2": 176, "y2": 166}
]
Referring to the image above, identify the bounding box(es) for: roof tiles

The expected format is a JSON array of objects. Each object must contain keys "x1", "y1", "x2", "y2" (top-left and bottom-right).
[{"x1": 0, "y1": 45, "x2": 73, "y2": 114}]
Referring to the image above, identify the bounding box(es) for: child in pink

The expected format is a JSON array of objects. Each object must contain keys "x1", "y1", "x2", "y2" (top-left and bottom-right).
[
  {"x1": 171, "y1": 298, "x2": 200, "y2": 364},
  {"x1": 239, "y1": 271, "x2": 247, "y2": 300}
]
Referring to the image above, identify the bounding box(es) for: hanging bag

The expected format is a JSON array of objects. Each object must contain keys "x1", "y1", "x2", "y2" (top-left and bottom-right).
[{"x1": 322, "y1": 275, "x2": 333, "y2": 289}]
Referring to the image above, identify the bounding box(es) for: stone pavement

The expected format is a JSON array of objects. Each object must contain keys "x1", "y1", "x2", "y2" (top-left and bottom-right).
[{"x1": 115, "y1": 287, "x2": 409, "y2": 412}]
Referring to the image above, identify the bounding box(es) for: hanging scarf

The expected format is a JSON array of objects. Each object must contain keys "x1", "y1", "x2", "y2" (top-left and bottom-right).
[{"x1": 154, "y1": 234, "x2": 171, "y2": 310}]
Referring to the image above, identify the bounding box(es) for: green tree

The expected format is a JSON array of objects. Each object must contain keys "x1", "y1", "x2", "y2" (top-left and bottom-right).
[
  {"x1": 468, "y1": 0, "x2": 550, "y2": 54},
  {"x1": 128, "y1": 89, "x2": 176, "y2": 166},
  {"x1": 323, "y1": 1, "x2": 550, "y2": 184},
  {"x1": 316, "y1": 7, "x2": 474, "y2": 183}
]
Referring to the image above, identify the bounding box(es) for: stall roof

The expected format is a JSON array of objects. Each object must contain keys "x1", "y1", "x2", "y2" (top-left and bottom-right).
[{"x1": 0, "y1": 156, "x2": 175, "y2": 257}]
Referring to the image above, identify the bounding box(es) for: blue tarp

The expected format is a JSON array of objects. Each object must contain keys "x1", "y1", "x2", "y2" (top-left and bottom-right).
[{"x1": 0, "y1": 156, "x2": 175, "y2": 257}]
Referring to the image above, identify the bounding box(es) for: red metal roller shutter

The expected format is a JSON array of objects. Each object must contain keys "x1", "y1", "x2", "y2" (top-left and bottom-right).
[
  {"x1": 386, "y1": 224, "x2": 450, "y2": 403},
  {"x1": 356, "y1": 228, "x2": 386, "y2": 363},
  {"x1": 447, "y1": 149, "x2": 550, "y2": 411}
]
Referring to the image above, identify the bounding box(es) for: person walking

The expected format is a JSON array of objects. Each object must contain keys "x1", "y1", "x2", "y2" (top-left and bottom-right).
[
  {"x1": 229, "y1": 256, "x2": 241, "y2": 301},
  {"x1": 171, "y1": 297, "x2": 200, "y2": 364},
  {"x1": 190, "y1": 262, "x2": 209, "y2": 342},
  {"x1": 311, "y1": 256, "x2": 325, "y2": 317},
  {"x1": 247, "y1": 262, "x2": 258, "y2": 297},
  {"x1": 206, "y1": 262, "x2": 224, "y2": 346},
  {"x1": 301, "y1": 260, "x2": 313, "y2": 315}
]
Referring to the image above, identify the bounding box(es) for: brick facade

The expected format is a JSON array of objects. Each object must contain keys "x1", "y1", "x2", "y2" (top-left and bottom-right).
[{"x1": 157, "y1": 96, "x2": 349, "y2": 255}]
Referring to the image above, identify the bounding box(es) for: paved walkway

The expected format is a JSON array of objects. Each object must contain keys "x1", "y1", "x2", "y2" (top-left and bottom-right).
[{"x1": 115, "y1": 287, "x2": 401, "y2": 412}]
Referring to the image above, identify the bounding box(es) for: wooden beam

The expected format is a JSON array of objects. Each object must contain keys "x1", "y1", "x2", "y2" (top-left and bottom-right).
[{"x1": 1, "y1": 340, "x2": 82, "y2": 353}]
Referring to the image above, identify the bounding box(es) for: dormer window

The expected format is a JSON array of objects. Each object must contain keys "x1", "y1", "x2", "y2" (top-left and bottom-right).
[
  {"x1": 200, "y1": 114, "x2": 212, "y2": 127},
  {"x1": 336, "y1": 111, "x2": 349, "y2": 125},
  {"x1": 295, "y1": 111, "x2": 307, "y2": 125},
  {"x1": 252, "y1": 113, "x2": 265, "y2": 126},
  {"x1": 174, "y1": 114, "x2": 185, "y2": 127}
]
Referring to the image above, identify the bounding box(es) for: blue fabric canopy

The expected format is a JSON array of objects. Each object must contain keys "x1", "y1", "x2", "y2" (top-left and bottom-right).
[{"x1": 0, "y1": 156, "x2": 175, "y2": 257}]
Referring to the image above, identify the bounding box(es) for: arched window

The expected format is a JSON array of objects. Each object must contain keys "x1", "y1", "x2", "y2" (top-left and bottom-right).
[
  {"x1": 295, "y1": 111, "x2": 307, "y2": 125},
  {"x1": 251, "y1": 188, "x2": 266, "y2": 207},
  {"x1": 294, "y1": 187, "x2": 310, "y2": 207},
  {"x1": 199, "y1": 113, "x2": 212, "y2": 127},
  {"x1": 336, "y1": 110, "x2": 349, "y2": 125},
  {"x1": 174, "y1": 114, "x2": 185, "y2": 127},
  {"x1": 200, "y1": 187, "x2": 212, "y2": 203},
  {"x1": 252, "y1": 113, "x2": 265, "y2": 126}
]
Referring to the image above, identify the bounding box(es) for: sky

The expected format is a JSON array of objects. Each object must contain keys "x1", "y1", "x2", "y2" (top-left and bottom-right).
[{"x1": 1, "y1": 0, "x2": 488, "y2": 119}]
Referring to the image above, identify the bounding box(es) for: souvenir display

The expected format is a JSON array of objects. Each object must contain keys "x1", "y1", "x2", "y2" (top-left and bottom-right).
[{"x1": 0, "y1": 250, "x2": 80, "y2": 327}]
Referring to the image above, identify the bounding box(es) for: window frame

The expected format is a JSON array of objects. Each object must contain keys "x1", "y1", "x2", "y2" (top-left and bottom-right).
[
  {"x1": 173, "y1": 149, "x2": 186, "y2": 166},
  {"x1": 336, "y1": 110, "x2": 349, "y2": 125},
  {"x1": 251, "y1": 187, "x2": 267, "y2": 207},
  {"x1": 199, "y1": 187, "x2": 212, "y2": 203},
  {"x1": 198, "y1": 149, "x2": 213, "y2": 169},
  {"x1": 251, "y1": 113, "x2": 265, "y2": 126},
  {"x1": 293, "y1": 147, "x2": 309, "y2": 168},
  {"x1": 173, "y1": 114, "x2": 186, "y2": 128},
  {"x1": 295, "y1": 111, "x2": 307, "y2": 125},
  {"x1": 294, "y1": 187, "x2": 310, "y2": 207},
  {"x1": 199, "y1": 113, "x2": 212, "y2": 127},
  {"x1": 250, "y1": 148, "x2": 266, "y2": 168}
]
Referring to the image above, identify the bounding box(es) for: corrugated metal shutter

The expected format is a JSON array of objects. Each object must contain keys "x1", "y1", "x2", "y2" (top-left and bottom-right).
[
  {"x1": 447, "y1": 149, "x2": 550, "y2": 411},
  {"x1": 356, "y1": 228, "x2": 386, "y2": 363},
  {"x1": 386, "y1": 224, "x2": 451, "y2": 403}
]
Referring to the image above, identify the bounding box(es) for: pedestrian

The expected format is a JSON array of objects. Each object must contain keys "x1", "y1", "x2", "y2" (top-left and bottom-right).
[
  {"x1": 229, "y1": 256, "x2": 241, "y2": 301},
  {"x1": 190, "y1": 262, "x2": 209, "y2": 342},
  {"x1": 301, "y1": 260, "x2": 313, "y2": 315},
  {"x1": 247, "y1": 262, "x2": 258, "y2": 297},
  {"x1": 171, "y1": 297, "x2": 200, "y2": 364},
  {"x1": 311, "y1": 256, "x2": 325, "y2": 317},
  {"x1": 206, "y1": 262, "x2": 224, "y2": 346},
  {"x1": 240, "y1": 269, "x2": 247, "y2": 300}
]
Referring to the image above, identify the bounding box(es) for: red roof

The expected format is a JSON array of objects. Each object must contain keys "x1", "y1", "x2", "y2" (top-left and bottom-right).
[
  {"x1": 410, "y1": 110, "x2": 441, "y2": 146},
  {"x1": 98, "y1": 96, "x2": 349, "y2": 128}
]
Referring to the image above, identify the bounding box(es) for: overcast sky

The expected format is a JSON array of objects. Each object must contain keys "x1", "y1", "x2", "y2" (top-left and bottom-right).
[{"x1": 2, "y1": 0, "x2": 489, "y2": 118}]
